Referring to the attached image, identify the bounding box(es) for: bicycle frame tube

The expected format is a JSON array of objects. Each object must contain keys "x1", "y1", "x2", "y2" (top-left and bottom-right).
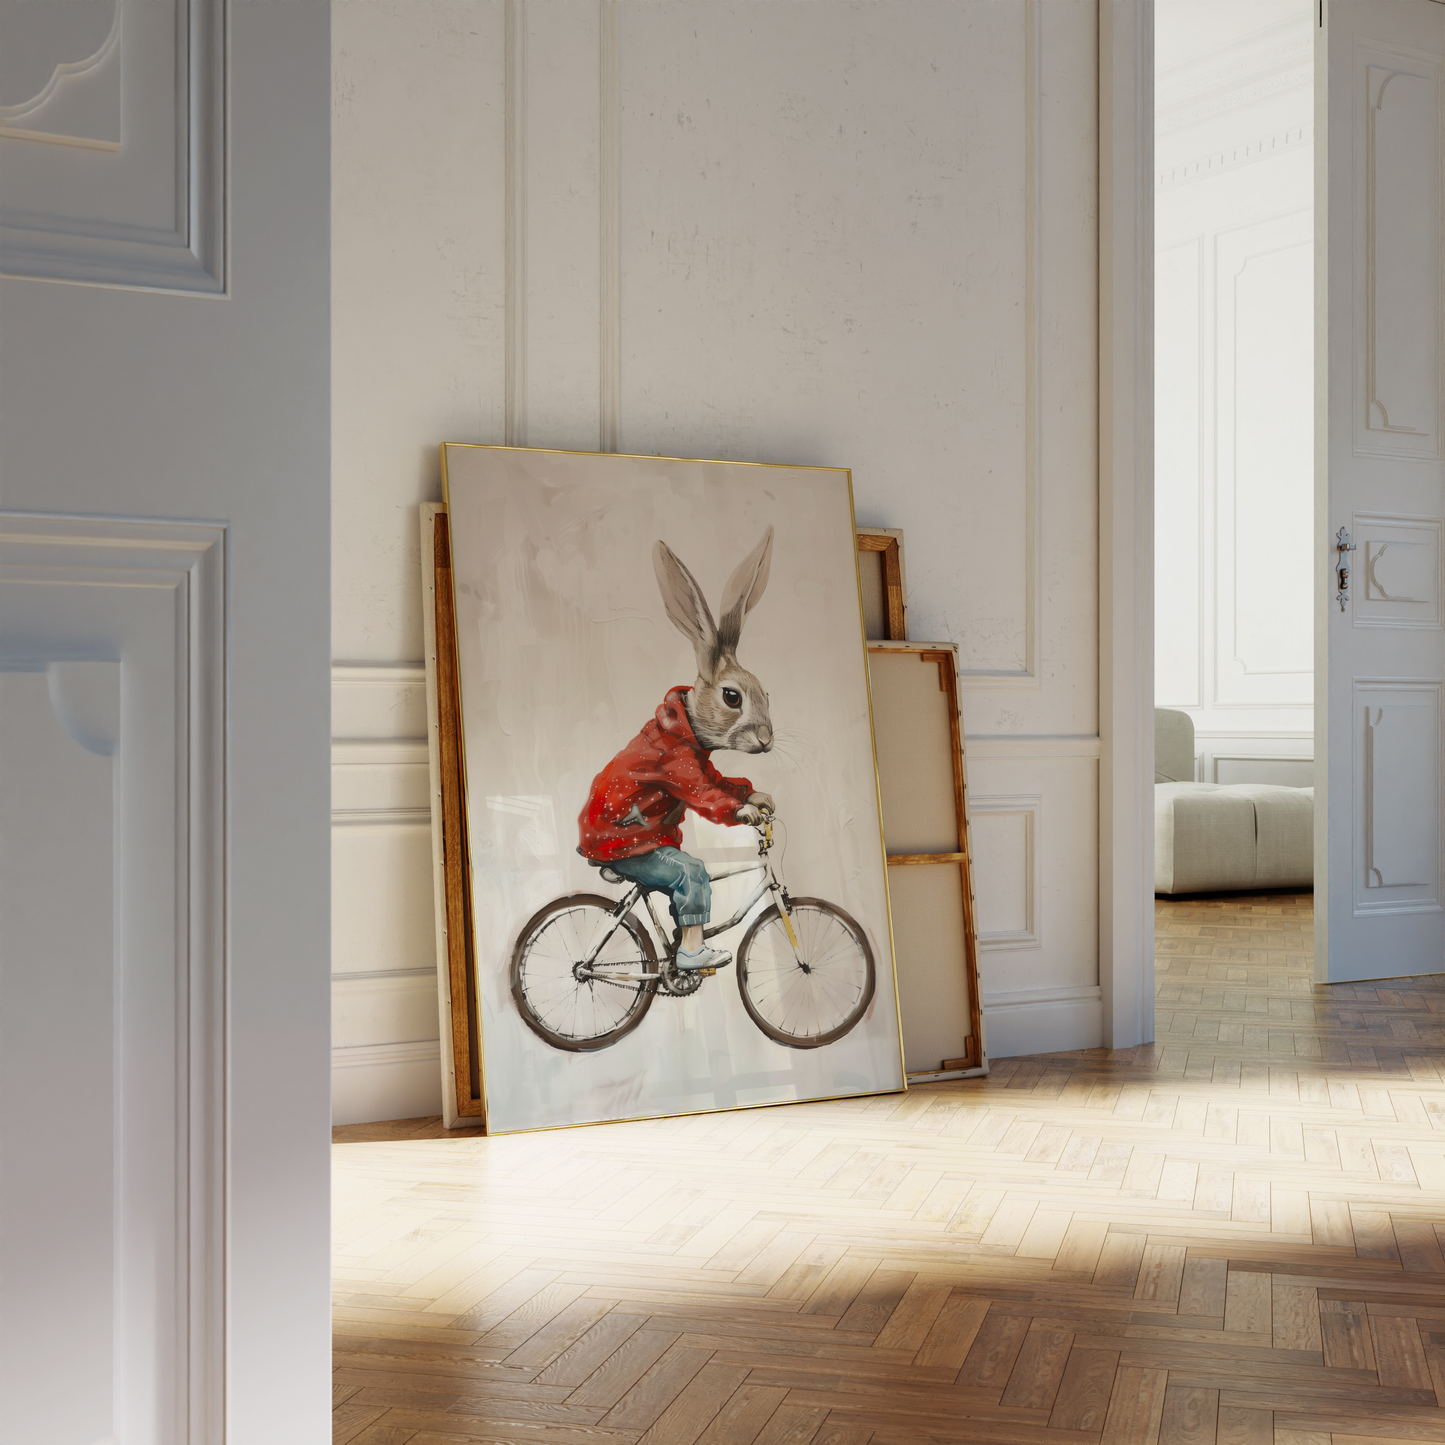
[
  {"x1": 575, "y1": 836, "x2": 789, "y2": 971},
  {"x1": 702, "y1": 861, "x2": 775, "y2": 941},
  {"x1": 576, "y1": 885, "x2": 646, "y2": 970}
]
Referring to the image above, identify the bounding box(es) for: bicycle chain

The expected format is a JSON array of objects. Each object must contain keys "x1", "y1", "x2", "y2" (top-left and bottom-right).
[{"x1": 583, "y1": 964, "x2": 700, "y2": 997}]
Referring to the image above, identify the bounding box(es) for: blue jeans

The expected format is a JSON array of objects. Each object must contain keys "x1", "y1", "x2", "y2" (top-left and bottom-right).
[{"x1": 606, "y1": 846, "x2": 711, "y2": 928}]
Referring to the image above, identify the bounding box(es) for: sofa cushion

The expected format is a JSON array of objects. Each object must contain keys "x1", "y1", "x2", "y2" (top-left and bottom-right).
[
  {"x1": 1155, "y1": 783, "x2": 1258, "y2": 894},
  {"x1": 1231, "y1": 784, "x2": 1314, "y2": 889},
  {"x1": 1155, "y1": 782, "x2": 1314, "y2": 894}
]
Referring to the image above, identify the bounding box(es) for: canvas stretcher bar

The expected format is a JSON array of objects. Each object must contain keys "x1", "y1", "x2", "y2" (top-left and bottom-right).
[
  {"x1": 421, "y1": 503, "x2": 486, "y2": 1126},
  {"x1": 856, "y1": 526, "x2": 908, "y2": 641},
  {"x1": 867, "y1": 640, "x2": 987, "y2": 1078}
]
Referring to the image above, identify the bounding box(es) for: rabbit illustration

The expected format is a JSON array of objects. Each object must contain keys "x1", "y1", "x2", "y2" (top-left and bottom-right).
[{"x1": 577, "y1": 527, "x2": 777, "y2": 971}]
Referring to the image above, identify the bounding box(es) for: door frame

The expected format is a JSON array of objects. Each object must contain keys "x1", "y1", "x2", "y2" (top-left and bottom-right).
[{"x1": 1099, "y1": 0, "x2": 1157, "y2": 1049}]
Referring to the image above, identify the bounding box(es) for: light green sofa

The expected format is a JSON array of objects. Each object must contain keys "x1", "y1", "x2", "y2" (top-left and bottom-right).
[{"x1": 1154, "y1": 708, "x2": 1313, "y2": 895}]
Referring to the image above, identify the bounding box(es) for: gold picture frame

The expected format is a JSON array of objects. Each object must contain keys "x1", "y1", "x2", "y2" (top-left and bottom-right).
[{"x1": 425, "y1": 445, "x2": 908, "y2": 1133}]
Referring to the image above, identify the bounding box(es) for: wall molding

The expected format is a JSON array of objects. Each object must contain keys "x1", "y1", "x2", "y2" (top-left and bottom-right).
[
  {"x1": 333, "y1": 1040, "x2": 442, "y2": 1070},
  {"x1": 504, "y1": 0, "x2": 528, "y2": 445},
  {"x1": 983, "y1": 982, "x2": 1101, "y2": 1009},
  {"x1": 333, "y1": 967, "x2": 436, "y2": 988},
  {"x1": 960, "y1": 0, "x2": 1043, "y2": 690},
  {"x1": 0, "y1": 0, "x2": 227, "y2": 293},
  {"x1": 598, "y1": 0, "x2": 620, "y2": 453},
  {"x1": 1156, "y1": 14, "x2": 1312, "y2": 134},
  {"x1": 967, "y1": 734, "x2": 1101, "y2": 760},
  {"x1": 332, "y1": 663, "x2": 427, "y2": 684},
  {"x1": 982, "y1": 984, "x2": 1103, "y2": 1058},
  {"x1": 971, "y1": 793, "x2": 1043, "y2": 951},
  {"x1": 330, "y1": 659, "x2": 442, "y2": 1123},
  {"x1": 1021, "y1": 0, "x2": 1043, "y2": 687},
  {"x1": 333, "y1": 807, "x2": 432, "y2": 829},
  {"x1": 333, "y1": 739, "x2": 430, "y2": 766},
  {"x1": 1208, "y1": 751, "x2": 1314, "y2": 785},
  {"x1": 1157, "y1": 125, "x2": 1311, "y2": 190},
  {"x1": 332, "y1": 663, "x2": 428, "y2": 742}
]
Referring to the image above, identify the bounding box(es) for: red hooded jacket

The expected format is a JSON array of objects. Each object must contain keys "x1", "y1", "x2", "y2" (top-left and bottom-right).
[{"x1": 578, "y1": 686, "x2": 753, "y2": 862}]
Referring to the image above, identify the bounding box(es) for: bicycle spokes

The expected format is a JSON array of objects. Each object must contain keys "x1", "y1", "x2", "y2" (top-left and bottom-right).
[
  {"x1": 511, "y1": 895, "x2": 657, "y2": 1051},
  {"x1": 737, "y1": 898, "x2": 875, "y2": 1048}
]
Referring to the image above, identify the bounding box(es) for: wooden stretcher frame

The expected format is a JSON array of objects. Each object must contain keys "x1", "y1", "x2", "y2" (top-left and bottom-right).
[
  {"x1": 868, "y1": 640, "x2": 988, "y2": 1078},
  {"x1": 856, "y1": 526, "x2": 908, "y2": 641},
  {"x1": 421, "y1": 503, "x2": 486, "y2": 1125}
]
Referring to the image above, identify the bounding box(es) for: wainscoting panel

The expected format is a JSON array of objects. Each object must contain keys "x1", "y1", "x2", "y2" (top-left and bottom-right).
[
  {"x1": 969, "y1": 794, "x2": 1042, "y2": 950},
  {"x1": 1212, "y1": 753, "x2": 1315, "y2": 788},
  {"x1": 1191, "y1": 729, "x2": 1315, "y2": 789},
  {"x1": 1214, "y1": 210, "x2": 1314, "y2": 707},
  {"x1": 332, "y1": 665, "x2": 444, "y2": 1125},
  {"x1": 966, "y1": 744, "x2": 1099, "y2": 1055}
]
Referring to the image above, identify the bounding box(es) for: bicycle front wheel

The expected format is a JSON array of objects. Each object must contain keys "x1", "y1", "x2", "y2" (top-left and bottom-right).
[
  {"x1": 737, "y1": 898, "x2": 875, "y2": 1048},
  {"x1": 511, "y1": 894, "x2": 658, "y2": 1052}
]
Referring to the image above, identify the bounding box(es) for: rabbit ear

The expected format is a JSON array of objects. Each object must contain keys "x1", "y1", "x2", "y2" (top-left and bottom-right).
[
  {"x1": 717, "y1": 526, "x2": 773, "y2": 655},
  {"x1": 653, "y1": 540, "x2": 719, "y2": 674}
]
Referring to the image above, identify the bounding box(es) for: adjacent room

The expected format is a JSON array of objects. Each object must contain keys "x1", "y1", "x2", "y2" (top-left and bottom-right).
[{"x1": 1153, "y1": 0, "x2": 1317, "y2": 904}]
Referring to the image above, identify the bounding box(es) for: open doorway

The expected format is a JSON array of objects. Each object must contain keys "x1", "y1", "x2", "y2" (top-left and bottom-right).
[{"x1": 1153, "y1": 0, "x2": 1316, "y2": 899}]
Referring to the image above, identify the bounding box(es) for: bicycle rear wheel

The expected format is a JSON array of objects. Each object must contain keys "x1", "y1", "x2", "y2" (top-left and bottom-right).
[
  {"x1": 511, "y1": 894, "x2": 658, "y2": 1051},
  {"x1": 736, "y1": 898, "x2": 875, "y2": 1048}
]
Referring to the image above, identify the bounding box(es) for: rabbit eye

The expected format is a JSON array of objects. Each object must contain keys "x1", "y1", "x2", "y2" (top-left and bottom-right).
[{"x1": 722, "y1": 687, "x2": 742, "y2": 709}]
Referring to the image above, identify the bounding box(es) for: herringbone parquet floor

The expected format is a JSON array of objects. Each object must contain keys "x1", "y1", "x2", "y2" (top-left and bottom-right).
[{"x1": 333, "y1": 894, "x2": 1445, "y2": 1445}]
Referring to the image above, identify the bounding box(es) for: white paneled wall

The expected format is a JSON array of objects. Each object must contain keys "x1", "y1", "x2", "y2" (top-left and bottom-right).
[
  {"x1": 1154, "y1": 0, "x2": 1315, "y2": 782},
  {"x1": 333, "y1": 0, "x2": 1107, "y2": 1121},
  {"x1": 331, "y1": 667, "x2": 445, "y2": 1125}
]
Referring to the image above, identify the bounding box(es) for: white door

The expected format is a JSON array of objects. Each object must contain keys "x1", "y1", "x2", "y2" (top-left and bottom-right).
[
  {"x1": 0, "y1": 3, "x2": 332, "y2": 1439},
  {"x1": 1319, "y1": 0, "x2": 1445, "y2": 981}
]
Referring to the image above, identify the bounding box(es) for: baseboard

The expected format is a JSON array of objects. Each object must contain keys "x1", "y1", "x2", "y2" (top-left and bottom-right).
[
  {"x1": 331, "y1": 1041, "x2": 443, "y2": 1127},
  {"x1": 982, "y1": 984, "x2": 1103, "y2": 1057}
]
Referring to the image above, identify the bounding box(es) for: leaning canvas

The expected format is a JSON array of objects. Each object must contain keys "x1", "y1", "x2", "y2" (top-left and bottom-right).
[{"x1": 440, "y1": 443, "x2": 904, "y2": 1132}]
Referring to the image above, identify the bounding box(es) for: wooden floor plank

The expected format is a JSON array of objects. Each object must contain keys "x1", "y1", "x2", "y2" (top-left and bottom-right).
[
  {"x1": 1099, "y1": 1365, "x2": 1169, "y2": 1445},
  {"x1": 1159, "y1": 1386, "x2": 1220, "y2": 1445},
  {"x1": 333, "y1": 895, "x2": 1445, "y2": 1445}
]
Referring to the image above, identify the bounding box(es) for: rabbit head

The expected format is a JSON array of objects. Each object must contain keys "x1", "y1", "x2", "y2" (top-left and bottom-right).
[{"x1": 653, "y1": 527, "x2": 774, "y2": 754}]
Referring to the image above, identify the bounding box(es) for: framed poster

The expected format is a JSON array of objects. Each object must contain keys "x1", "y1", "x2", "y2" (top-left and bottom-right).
[{"x1": 437, "y1": 444, "x2": 905, "y2": 1132}]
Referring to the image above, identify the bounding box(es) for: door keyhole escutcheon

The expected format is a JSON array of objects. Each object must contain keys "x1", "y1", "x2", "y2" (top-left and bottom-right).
[{"x1": 1336, "y1": 527, "x2": 1357, "y2": 611}]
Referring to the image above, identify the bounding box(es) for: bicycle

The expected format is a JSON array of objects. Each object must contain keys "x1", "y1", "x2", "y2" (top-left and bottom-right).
[{"x1": 510, "y1": 815, "x2": 876, "y2": 1052}]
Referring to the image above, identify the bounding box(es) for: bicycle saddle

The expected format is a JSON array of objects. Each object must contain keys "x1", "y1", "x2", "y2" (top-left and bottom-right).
[{"x1": 587, "y1": 860, "x2": 628, "y2": 886}]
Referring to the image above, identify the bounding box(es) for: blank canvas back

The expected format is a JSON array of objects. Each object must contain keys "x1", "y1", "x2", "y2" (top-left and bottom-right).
[{"x1": 868, "y1": 646, "x2": 984, "y2": 1074}]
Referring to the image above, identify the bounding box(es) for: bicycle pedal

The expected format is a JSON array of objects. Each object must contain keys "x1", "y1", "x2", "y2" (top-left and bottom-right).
[{"x1": 701, "y1": 967, "x2": 716, "y2": 977}]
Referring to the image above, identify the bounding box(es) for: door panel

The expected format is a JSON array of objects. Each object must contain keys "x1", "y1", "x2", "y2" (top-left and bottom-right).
[
  {"x1": 0, "y1": 2, "x2": 332, "y2": 1438},
  {"x1": 1320, "y1": 0, "x2": 1445, "y2": 980}
]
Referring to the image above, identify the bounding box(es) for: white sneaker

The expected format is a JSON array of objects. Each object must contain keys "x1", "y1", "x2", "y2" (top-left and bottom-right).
[{"x1": 676, "y1": 944, "x2": 732, "y2": 972}]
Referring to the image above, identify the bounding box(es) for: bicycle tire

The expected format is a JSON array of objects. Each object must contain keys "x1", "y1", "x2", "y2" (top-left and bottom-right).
[
  {"x1": 511, "y1": 893, "x2": 658, "y2": 1052},
  {"x1": 736, "y1": 897, "x2": 875, "y2": 1048}
]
